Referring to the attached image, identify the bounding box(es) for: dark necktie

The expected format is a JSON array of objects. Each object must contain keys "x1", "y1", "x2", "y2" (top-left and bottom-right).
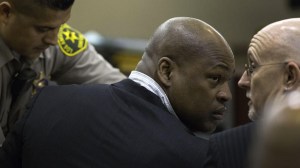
[
  {"x1": 6, "y1": 59, "x2": 37, "y2": 136},
  {"x1": 10, "y1": 68, "x2": 37, "y2": 104}
]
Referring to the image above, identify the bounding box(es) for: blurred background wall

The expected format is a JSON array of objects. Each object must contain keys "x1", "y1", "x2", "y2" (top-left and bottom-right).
[
  {"x1": 68, "y1": 0, "x2": 300, "y2": 74},
  {"x1": 69, "y1": 1, "x2": 300, "y2": 51},
  {"x1": 67, "y1": 0, "x2": 300, "y2": 130}
]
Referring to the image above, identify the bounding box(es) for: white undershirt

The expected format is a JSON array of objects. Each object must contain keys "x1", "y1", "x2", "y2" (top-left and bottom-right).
[{"x1": 128, "y1": 71, "x2": 178, "y2": 119}]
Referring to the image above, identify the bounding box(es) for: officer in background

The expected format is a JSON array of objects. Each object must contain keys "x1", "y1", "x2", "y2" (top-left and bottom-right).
[{"x1": 0, "y1": 0, "x2": 126, "y2": 144}]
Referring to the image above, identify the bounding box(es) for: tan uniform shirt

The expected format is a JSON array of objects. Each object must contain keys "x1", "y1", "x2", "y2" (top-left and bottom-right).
[{"x1": 0, "y1": 25, "x2": 126, "y2": 143}]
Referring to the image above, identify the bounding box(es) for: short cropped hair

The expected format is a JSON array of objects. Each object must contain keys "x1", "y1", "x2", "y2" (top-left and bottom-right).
[
  {"x1": 34, "y1": 0, "x2": 74, "y2": 10},
  {"x1": 10, "y1": 0, "x2": 74, "y2": 13}
]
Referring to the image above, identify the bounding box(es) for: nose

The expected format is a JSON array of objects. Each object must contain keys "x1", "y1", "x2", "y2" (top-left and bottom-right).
[
  {"x1": 44, "y1": 29, "x2": 59, "y2": 46},
  {"x1": 238, "y1": 71, "x2": 250, "y2": 90},
  {"x1": 217, "y1": 82, "x2": 232, "y2": 103}
]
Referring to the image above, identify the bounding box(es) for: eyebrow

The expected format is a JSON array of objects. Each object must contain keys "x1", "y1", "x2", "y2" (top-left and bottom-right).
[
  {"x1": 209, "y1": 64, "x2": 234, "y2": 75},
  {"x1": 215, "y1": 63, "x2": 232, "y2": 71}
]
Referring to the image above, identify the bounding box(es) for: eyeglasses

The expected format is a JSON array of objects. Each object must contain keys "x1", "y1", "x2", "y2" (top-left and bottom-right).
[{"x1": 244, "y1": 62, "x2": 286, "y2": 76}]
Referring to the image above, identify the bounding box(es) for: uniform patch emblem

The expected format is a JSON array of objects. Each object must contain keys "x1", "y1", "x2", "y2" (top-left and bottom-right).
[{"x1": 58, "y1": 24, "x2": 88, "y2": 56}]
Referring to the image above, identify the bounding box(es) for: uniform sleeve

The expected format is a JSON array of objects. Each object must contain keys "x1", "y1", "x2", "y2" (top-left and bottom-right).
[
  {"x1": 48, "y1": 24, "x2": 126, "y2": 85},
  {"x1": 51, "y1": 44, "x2": 126, "y2": 84}
]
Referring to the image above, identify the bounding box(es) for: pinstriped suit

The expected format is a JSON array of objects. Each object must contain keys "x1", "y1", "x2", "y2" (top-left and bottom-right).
[
  {"x1": 0, "y1": 79, "x2": 208, "y2": 168},
  {"x1": 204, "y1": 122, "x2": 256, "y2": 168}
]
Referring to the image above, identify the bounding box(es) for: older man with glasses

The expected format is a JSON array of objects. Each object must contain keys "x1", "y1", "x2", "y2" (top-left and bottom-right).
[{"x1": 204, "y1": 18, "x2": 300, "y2": 168}]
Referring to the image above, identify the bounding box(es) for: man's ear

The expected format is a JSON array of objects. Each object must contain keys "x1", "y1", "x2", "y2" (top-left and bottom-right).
[
  {"x1": 157, "y1": 57, "x2": 175, "y2": 87},
  {"x1": 0, "y1": 2, "x2": 12, "y2": 22},
  {"x1": 285, "y1": 61, "x2": 300, "y2": 91}
]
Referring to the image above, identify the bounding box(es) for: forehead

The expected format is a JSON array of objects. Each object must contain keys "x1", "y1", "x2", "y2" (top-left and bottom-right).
[
  {"x1": 191, "y1": 52, "x2": 235, "y2": 74},
  {"x1": 247, "y1": 29, "x2": 296, "y2": 64},
  {"x1": 204, "y1": 46, "x2": 235, "y2": 70},
  {"x1": 247, "y1": 46, "x2": 287, "y2": 66},
  {"x1": 248, "y1": 40, "x2": 274, "y2": 65}
]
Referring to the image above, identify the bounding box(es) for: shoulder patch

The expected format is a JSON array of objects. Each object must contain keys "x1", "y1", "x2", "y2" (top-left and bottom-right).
[{"x1": 58, "y1": 24, "x2": 88, "y2": 57}]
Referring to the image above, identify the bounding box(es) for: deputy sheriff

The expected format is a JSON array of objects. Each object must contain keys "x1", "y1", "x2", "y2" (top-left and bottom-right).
[{"x1": 0, "y1": 0, "x2": 126, "y2": 145}]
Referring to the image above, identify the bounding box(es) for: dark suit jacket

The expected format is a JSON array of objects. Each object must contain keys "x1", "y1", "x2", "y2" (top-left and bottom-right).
[
  {"x1": 0, "y1": 79, "x2": 208, "y2": 168},
  {"x1": 204, "y1": 122, "x2": 256, "y2": 168}
]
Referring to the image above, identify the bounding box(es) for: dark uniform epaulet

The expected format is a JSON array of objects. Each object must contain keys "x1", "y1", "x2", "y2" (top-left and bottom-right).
[{"x1": 58, "y1": 24, "x2": 88, "y2": 57}]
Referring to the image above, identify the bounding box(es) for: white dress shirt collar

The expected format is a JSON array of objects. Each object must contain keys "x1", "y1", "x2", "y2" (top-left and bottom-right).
[{"x1": 128, "y1": 71, "x2": 178, "y2": 119}]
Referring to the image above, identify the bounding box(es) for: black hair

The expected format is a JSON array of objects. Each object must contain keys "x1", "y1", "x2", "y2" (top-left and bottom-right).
[
  {"x1": 34, "y1": 0, "x2": 74, "y2": 10},
  {"x1": 10, "y1": 0, "x2": 74, "y2": 12}
]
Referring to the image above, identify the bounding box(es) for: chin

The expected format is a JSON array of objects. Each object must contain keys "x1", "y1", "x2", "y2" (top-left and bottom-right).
[
  {"x1": 202, "y1": 123, "x2": 218, "y2": 134},
  {"x1": 248, "y1": 108, "x2": 258, "y2": 121},
  {"x1": 188, "y1": 124, "x2": 215, "y2": 134}
]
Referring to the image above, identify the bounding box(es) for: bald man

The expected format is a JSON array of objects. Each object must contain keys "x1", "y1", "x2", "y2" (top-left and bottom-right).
[
  {"x1": 204, "y1": 18, "x2": 300, "y2": 168},
  {"x1": 0, "y1": 17, "x2": 235, "y2": 168}
]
